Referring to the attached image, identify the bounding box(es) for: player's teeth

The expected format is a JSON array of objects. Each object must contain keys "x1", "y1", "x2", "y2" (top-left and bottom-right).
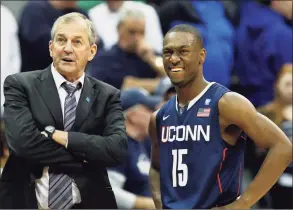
[{"x1": 171, "y1": 68, "x2": 183, "y2": 71}]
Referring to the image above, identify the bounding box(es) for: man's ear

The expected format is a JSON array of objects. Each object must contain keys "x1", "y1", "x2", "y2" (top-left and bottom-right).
[
  {"x1": 49, "y1": 40, "x2": 53, "y2": 57},
  {"x1": 199, "y1": 48, "x2": 206, "y2": 65},
  {"x1": 88, "y1": 44, "x2": 98, "y2": 61}
]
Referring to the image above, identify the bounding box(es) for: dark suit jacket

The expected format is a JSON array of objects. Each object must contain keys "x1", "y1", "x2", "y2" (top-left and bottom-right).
[{"x1": 0, "y1": 66, "x2": 128, "y2": 209}]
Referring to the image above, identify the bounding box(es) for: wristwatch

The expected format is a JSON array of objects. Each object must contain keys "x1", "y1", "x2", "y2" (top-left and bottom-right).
[{"x1": 44, "y1": 126, "x2": 56, "y2": 138}]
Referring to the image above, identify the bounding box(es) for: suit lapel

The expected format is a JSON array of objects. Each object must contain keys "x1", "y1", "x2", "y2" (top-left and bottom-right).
[
  {"x1": 35, "y1": 67, "x2": 64, "y2": 130},
  {"x1": 73, "y1": 76, "x2": 100, "y2": 131}
]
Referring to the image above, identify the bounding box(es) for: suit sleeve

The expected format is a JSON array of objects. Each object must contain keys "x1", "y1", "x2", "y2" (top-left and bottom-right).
[
  {"x1": 3, "y1": 75, "x2": 78, "y2": 164},
  {"x1": 67, "y1": 90, "x2": 128, "y2": 167}
]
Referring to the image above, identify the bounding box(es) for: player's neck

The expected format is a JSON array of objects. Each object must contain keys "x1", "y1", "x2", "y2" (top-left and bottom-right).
[{"x1": 176, "y1": 77, "x2": 209, "y2": 106}]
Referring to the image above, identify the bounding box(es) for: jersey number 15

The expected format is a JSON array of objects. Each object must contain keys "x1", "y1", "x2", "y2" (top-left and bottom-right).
[{"x1": 172, "y1": 149, "x2": 188, "y2": 187}]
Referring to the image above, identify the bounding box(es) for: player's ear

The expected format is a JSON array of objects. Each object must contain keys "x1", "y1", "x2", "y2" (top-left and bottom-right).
[{"x1": 199, "y1": 48, "x2": 206, "y2": 65}]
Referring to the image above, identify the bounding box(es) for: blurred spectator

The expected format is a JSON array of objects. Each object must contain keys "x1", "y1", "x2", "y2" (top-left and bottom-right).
[
  {"x1": 88, "y1": 0, "x2": 163, "y2": 53},
  {"x1": 91, "y1": 8, "x2": 165, "y2": 93},
  {"x1": 1, "y1": 5, "x2": 21, "y2": 115},
  {"x1": 0, "y1": 121, "x2": 8, "y2": 176},
  {"x1": 78, "y1": 0, "x2": 147, "y2": 12},
  {"x1": 166, "y1": 1, "x2": 235, "y2": 87},
  {"x1": 108, "y1": 101, "x2": 156, "y2": 208},
  {"x1": 280, "y1": 120, "x2": 292, "y2": 142},
  {"x1": 18, "y1": 0, "x2": 89, "y2": 72},
  {"x1": 256, "y1": 64, "x2": 292, "y2": 161},
  {"x1": 256, "y1": 64, "x2": 292, "y2": 209},
  {"x1": 258, "y1": 64, "x2": 292, "y2": 125},
  {"x1": 107, "y1": 85, "x2": 175, "y2": 209},
  {"x1": 157, "y1": 0, "x2": 203, "y2": 35},
  {"x1": 119, "y1": 83, "x2": 175, "y2": 158},
  {"x1": 234, "y1": 0, "x2": 292, "y2": 107},
  {"x1": 221, "y1": 1, "x2": 241, "y2": 27},
  {"x1": 78, "y1": 0, "x2": 103, "y2": 11},
  {"x1": 120, "y1": 89, "x2": 162, "y2": 112},
  {"x1": 146, "y1": 0, "x2": 168, "y2": 9},
  {"x1": 269, "y1": 120, "x2": 292, "y2": 209}
]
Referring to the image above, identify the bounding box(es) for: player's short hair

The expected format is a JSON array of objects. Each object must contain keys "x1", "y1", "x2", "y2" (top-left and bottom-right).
[
  {"x1": 51, "y1": 12, "x2": 96, "y2": 45},
  {"x1": 166, "y1": 24, "x2": 204, "y2": 48}
]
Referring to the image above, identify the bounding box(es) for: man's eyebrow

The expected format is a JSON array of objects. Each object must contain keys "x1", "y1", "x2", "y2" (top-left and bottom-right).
[
  {"x1": 163, "y1": 45, "x2": 191, "y2": 50},
  {"x1": 73, "y1": 36, "x2": 83, "y2": 40},
  {"x1": 55, "y1": 34, "x2": 83, "y2": 39},
  {"x1": 56, "y1": 33, "x2": 65, "y2": 37}
]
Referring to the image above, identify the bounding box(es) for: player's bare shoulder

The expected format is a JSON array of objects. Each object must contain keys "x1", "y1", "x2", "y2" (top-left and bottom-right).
[
  {"x1": 218, "y1": 91, "x2": 258, "y2": 125},
  {"x1": 219, "y1": 91, "x2": 255, "y2": 110}
]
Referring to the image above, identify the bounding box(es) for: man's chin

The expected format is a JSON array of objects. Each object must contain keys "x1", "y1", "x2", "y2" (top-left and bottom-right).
[
  {"x1": 58, "y1": 65, "x2": 77, "y2": 74},
  {"x1": 170, "y1": 79, "x2": 184, "y2": 87}
]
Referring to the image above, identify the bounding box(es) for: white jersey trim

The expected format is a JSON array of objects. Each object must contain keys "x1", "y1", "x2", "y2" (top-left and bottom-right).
[{"x1": 175, "y1": 82, "x2": 216, "y2": 112}]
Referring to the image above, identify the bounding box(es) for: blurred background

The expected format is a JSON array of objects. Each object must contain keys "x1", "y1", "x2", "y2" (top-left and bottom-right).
[{"x1": 0, "y1": 0, "x2": 292, "y2": 209}]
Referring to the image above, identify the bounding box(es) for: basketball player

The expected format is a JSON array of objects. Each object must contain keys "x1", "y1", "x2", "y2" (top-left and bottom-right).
[{"x1": 148, "y1": 24, "x2": 292, "y2": 209}]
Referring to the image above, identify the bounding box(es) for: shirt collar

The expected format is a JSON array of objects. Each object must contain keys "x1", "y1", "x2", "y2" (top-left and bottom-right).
[{"x1": 51, "y1": 63, "x2": 85, "y2": 89}]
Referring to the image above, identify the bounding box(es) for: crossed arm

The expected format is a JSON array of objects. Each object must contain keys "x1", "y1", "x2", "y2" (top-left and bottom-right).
[
  {"x1": 3, "y1": 75, "x2": 127, "y2": 167},
  {"x1": 53, "y1": 90, "x2": 128, "y2": 167}
]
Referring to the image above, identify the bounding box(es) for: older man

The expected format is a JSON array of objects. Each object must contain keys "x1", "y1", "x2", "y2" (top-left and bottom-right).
[
  {"x1": 0, "y1": 13, "x2": 127, "y2": 209},
  {"x1": 91, "y1": 8, "x2": 165, "y2": 93},
  {"x1": 18, "y1": 0, "x2": 90, "y2": 72},
  {"x1": 89, "y1": 0, "x2": 163, "y2": 53}
]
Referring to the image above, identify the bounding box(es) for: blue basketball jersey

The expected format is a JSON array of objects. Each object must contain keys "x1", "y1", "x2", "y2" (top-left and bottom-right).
[{"x1": 156, "y1": 82, "x2": 246, "y2": 209}]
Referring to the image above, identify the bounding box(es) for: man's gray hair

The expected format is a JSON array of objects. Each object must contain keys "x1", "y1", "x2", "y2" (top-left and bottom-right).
[
  {"x1": 118, "y1": 7, "x2": 145, "y2": 26},
  {"x1": 51, "y1": 12, "x2": 96, "y2": 45}
]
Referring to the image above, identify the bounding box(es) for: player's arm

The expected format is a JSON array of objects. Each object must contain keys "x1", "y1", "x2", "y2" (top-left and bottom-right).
[
  {"x1": 218, "y1": 92, "x2": 292, "y2": 209},
  {"x1": 148, "y1": 110, "x2": 162, "y2": 209}
]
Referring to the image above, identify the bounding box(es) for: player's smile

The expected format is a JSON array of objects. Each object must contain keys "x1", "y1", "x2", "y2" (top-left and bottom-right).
[
  {"x1": 167, "y1": 66, "x2": 185, "y2": 82},
  {"x1": 169, "y1": 67, "x2": 184, "y2": 72}
]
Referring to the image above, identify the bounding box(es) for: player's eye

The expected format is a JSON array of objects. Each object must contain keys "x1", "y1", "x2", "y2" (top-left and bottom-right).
[
  {"x1": 180, "y1": 49, "x2": 189, "y2": 54},
  {"x1": 163, "y1": 50, "x2": 172, "y2": 56}
]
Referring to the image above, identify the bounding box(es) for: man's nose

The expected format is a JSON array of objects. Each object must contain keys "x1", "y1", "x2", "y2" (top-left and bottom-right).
[
  {"x1": 64, "y1": 41, "x2": 73, "y2": 53},
  {"x1": 170, "y1": 53, "x2": 180, "y2": 65}
]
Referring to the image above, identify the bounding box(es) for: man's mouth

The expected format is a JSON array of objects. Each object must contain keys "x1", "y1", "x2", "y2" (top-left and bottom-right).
[
  {"x1": 169, "y1": 67, "x2": 184, "y2": 72},
  {"x1": 62, "y1": 58, "x2": 74, "y2": 62}
]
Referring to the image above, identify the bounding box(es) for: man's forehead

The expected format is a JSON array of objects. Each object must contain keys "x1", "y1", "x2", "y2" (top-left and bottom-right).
[
  {"x1": 163, "y1": 32, "x2": 195, "y2": 48},
  {"x1": 123, "y1": 18, "x2": 145, "y2": 27},
  {"x1": 56, "y1": 22, "x2": 88, "y2": 37}
]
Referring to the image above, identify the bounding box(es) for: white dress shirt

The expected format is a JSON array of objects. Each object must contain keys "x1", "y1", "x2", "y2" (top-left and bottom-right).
[
  {"x1": 89, "y1": 1, "x2": 163, "y2": 53},
  {"x1": 1, "y1": 5, "x2": 21, "y2": 116},
  {"x1": 35, "y1": 64, "x2": 85, "y2": 209}
]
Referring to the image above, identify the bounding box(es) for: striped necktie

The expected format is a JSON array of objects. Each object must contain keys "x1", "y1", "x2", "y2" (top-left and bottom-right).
[{"x1": 48, "y1": 82, "x2": 81, "y2": 209}]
